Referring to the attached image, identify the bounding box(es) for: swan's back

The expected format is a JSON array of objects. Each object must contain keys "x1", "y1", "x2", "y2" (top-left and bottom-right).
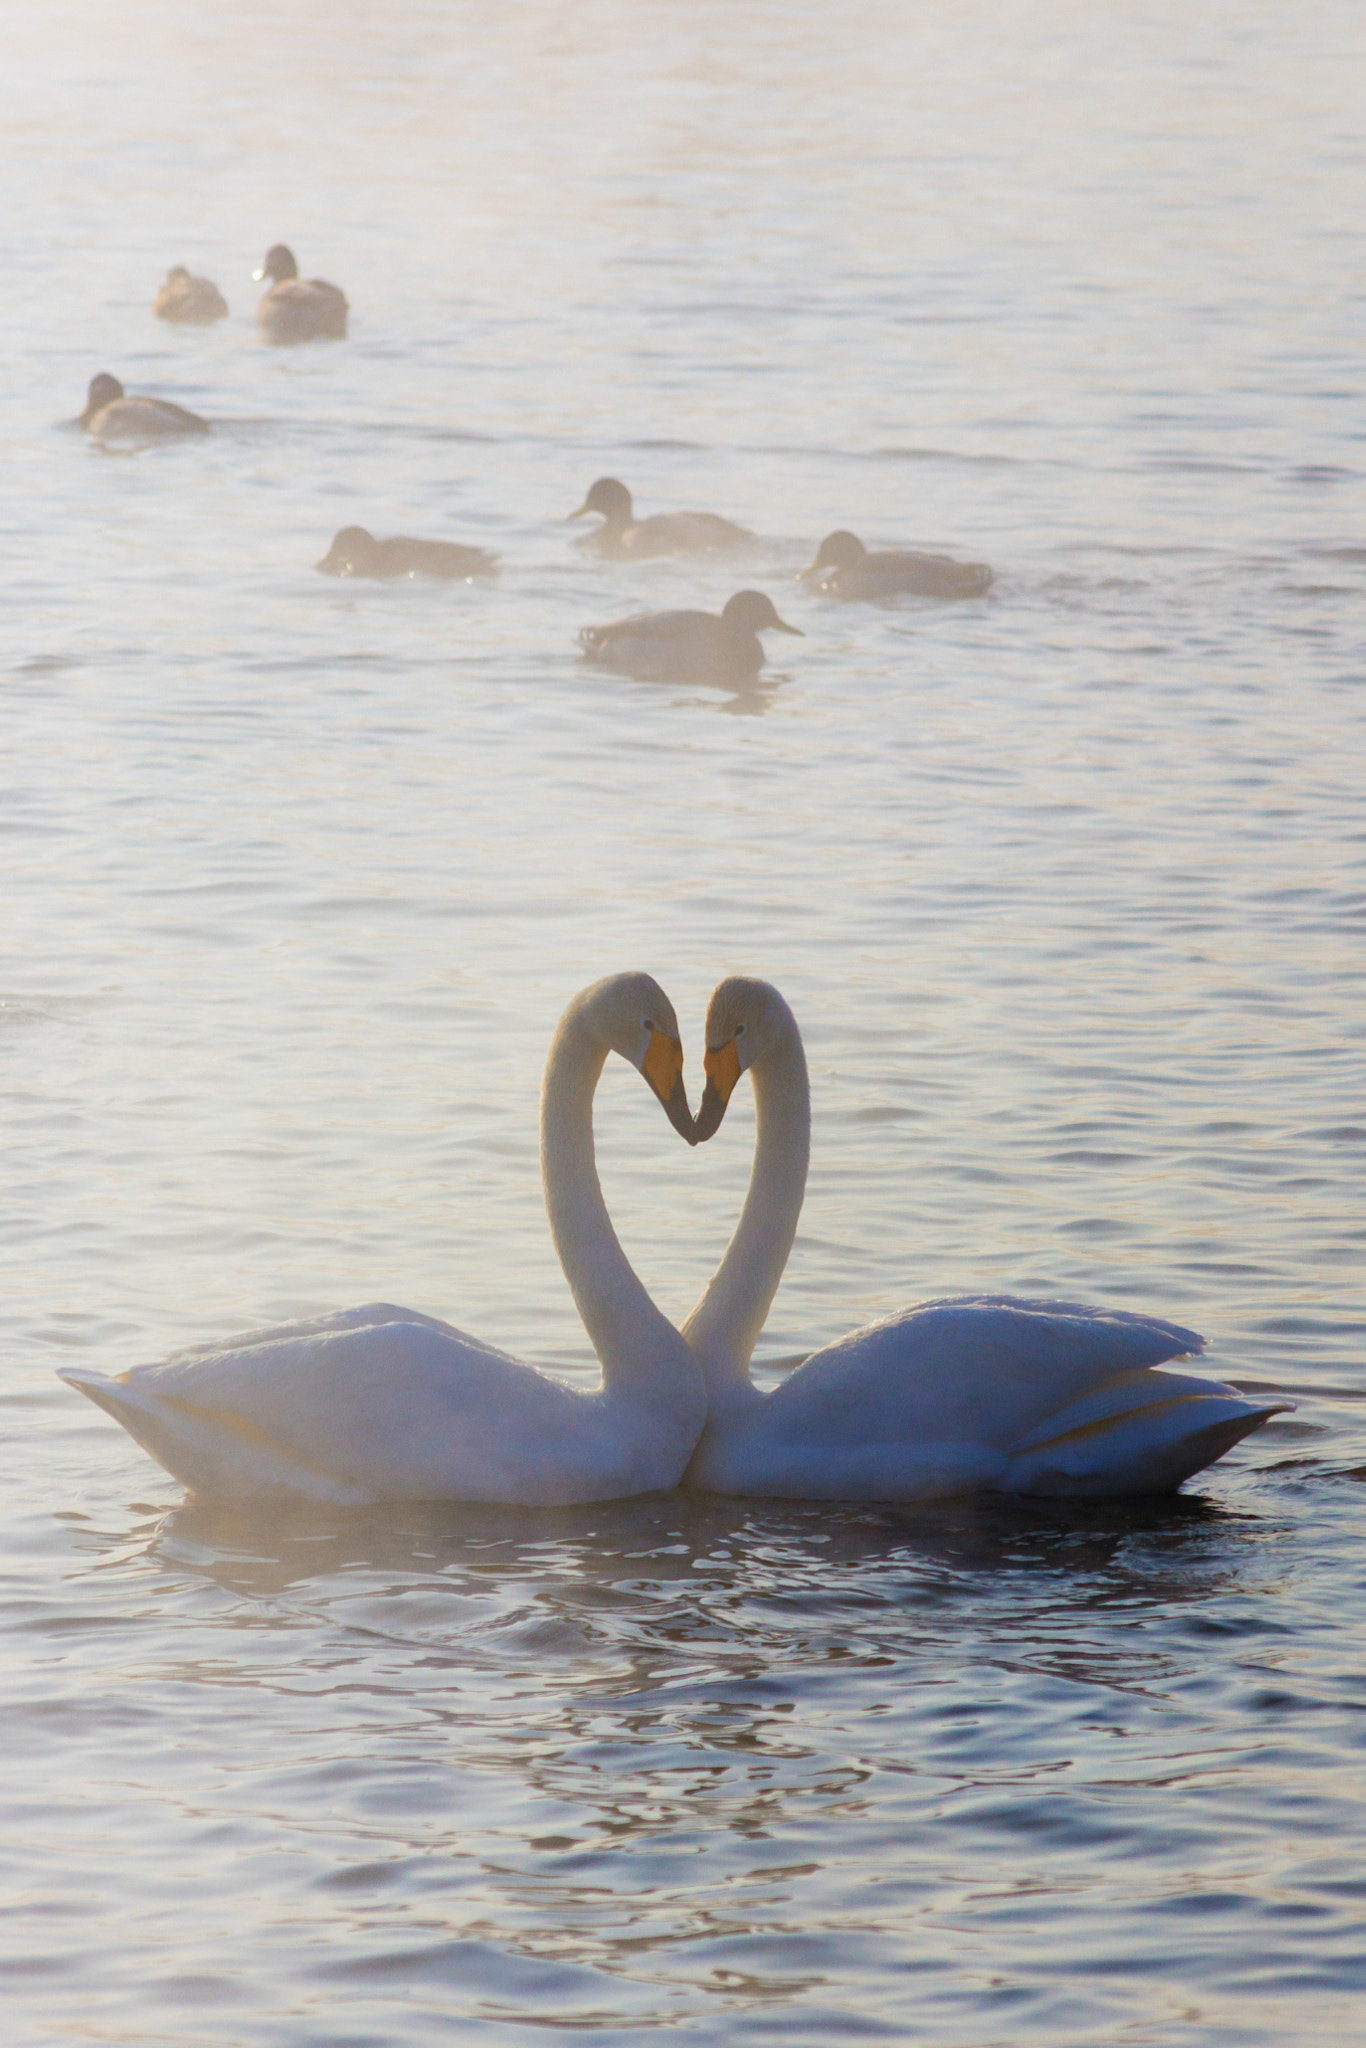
[
  {"x1": 780, "y1": 1294, "x2": 1204, "y2": 1439},
  {"x1": 58, "y1": 1305, "x2": 649, "y2": 1506},
  {"x1": 703, "y1": 1294, "x2": 1290, "y2": 1501}
]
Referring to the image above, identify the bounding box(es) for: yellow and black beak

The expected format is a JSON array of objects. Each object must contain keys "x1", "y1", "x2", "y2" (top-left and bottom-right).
[
  {"x1": 642, "y1": 1028, "x2": 696, "y2": 1145},
  {"x1": 695, "y1": 1035, "x2": 742, "y2": 1142}
]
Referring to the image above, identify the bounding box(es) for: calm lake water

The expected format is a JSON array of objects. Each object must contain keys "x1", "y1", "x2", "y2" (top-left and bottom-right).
[{"x1": 3, "y1": 1, "x2": 1366, "y2": 2041}]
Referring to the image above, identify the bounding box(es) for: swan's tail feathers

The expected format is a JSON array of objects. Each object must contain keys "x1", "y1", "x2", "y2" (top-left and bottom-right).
[
  {"x1": 54, "y1": 1367, "x2": 356, "y2": 1503},
  {"x1": 1006, "y1": 1377, "x2": 1293, "y2": 1498}
]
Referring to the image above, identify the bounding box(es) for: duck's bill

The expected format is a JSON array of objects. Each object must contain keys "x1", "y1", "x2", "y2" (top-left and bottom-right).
[
  {"x1": 567, "y1": 501, "x2": 593, "y2": 521},
  {"x1": 771, "y1": 616, "x2": 804, "y2": 635},
  {"x1": 252, "y1": 266, "x2": 268, "y2": 281},
  {"x1": 694, "y1": 1036, "x2": 742, "y2": 1142},
  {"x1": 315, "y1": 548, "x2": 346, "y2": 574}
]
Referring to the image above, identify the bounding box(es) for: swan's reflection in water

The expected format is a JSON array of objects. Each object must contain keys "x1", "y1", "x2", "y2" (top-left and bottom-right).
[
  {"x1": 74, "y1": 1476, "x2": 1322, "y2": 2040},
  {"x1": 150, "y1": 1484, "x2": 1272, "y2": 1757}
]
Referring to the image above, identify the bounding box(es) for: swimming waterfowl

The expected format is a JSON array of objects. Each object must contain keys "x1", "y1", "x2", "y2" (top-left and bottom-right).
[
  {"x1": 569, "y1": 477, "x2": 754, "y2": 559},
  {"x1": 254, "y1": 244, "x2": 349, "y2": 344},
  {"x1": 802, "y1": 529, "x2": 993, "y2": 601},
  {"x1": 153, "y1": 266, "x2": 228, "y2": 324},
  {"x1": 77, "y1": 373, "x2": 210, "y2": 442},
  {"x1": 579, "y1": 590, "x2": 802, "y2": 686},
  {"x1": 681, "y1": 977, "x2": 1292, "y2": 1502},
  {"x1": 316, "y1": 526, "x2": 500, "y2": 581},
  {"x1": 56, "y1": 974, "x2": 708, "y2": 1507}
]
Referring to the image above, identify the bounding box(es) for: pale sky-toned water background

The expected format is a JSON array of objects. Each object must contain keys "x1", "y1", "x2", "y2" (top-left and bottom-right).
[{"x1": 3, "y1": 1, "x2": 1366, "y2": 2041}]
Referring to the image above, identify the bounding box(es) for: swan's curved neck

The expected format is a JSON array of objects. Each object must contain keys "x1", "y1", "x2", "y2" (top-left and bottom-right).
[
  {"x1": 681, "y1": 1001, "x2": 810, "y2": 1400},
  {"x1": 540, "y1": 1004, "x2": 694, "y2": 1407}
]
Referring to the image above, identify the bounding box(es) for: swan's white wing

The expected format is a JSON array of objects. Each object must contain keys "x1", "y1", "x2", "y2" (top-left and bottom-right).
[
  {"x1": 59, "y1": 1316, "x2": 644, "y2": 1507},
  {"x1": 770, "y1": 1295, "x2": 1208, "y2": 1446},
  {"x1": 696, "y1": 1295, "x2": 1289, "y2": 1501},
  {"x1": 156, "y1": 1300, "x2": 496, "y2": 1365}
]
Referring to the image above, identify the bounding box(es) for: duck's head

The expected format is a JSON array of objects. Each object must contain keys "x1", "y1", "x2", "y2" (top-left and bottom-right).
[
  {"x1": 569, "y1": 477, "x2": 634, "y2": 525},
  {"x1": 580, "y1": 971, "x2": 696, "y2": 1144},
  {"x1": 81, "y1": 373, "x2": 125, "y2": 423},
  {"x1": 719, "y1": 590, "x2": 803, "y2": 638},
  {"x1": 695, "y1": 976, "x2": 790, "y2": 1141},
  {"x1": 164, "y1": 265, "x2": 191, "y2": 285},
  {"x1": 255, "y1": 244, "x2": 299, "y2": 284},
  {"x1": 801, "y1": 529, "x2": 867, "y2": 579},
  {"x1": 316, "y1": 526, "x2": 378, "y2": 575}
]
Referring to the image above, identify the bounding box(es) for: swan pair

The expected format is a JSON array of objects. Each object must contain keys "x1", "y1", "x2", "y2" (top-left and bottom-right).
[{"x1": 61, "y1": 974, "x2": 1289, "y2": 1508}]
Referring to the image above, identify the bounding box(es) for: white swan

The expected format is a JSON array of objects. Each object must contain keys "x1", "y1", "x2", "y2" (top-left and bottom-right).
[
  {"x1": 681, "y1": 977, "x2": 1292, "y2": 1500},
  {"x1": 58, "y1": 974, "x2": 708, "y2": 1506}
]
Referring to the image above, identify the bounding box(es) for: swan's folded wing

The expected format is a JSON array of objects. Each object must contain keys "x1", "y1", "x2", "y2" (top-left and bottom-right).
[
  {"x1": 911, "y1": 1293, "x2": 1207, "y2": 1365},
  {"x1": 58, "y1": 1319, "x2": 586, "y2": 1503},
  {"x1": 156, "y1": 1301, "x2": 505, "y2": 1366},
  {"x1": 776, "y1": 1294, "x2": 1212, "y2": 1450}
]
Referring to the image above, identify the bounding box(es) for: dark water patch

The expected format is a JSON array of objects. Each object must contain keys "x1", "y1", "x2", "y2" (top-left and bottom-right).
[
  {"x1": 8, "y1": 654, "x2": 82, "y2": 678},
  {"x1": 1046, "y1": 1150, "x2": 1140, "y2": 1167},
  {"x1": 860, "y1": 444, "x2": 1029, "y2": 467},
  {"x1": 1051, "y1": 540, "x2": 1222, "y2": 557},
  {"x1": 622, "y1": 437, "x2": 708, "y2": 451},
  {"x1": 1251, "y1": 1316, "x2": 1366, "y2": 1338},
  {"x1": 1146, "y1": 455, "x2": 1264, "y2": 474}
]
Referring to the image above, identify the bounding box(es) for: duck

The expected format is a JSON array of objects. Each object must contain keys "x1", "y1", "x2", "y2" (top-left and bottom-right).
[
  {"x1": 679, "y1": 976, "x2": 1292, "y2": 1501},
  {"x1": 569, "y1": 477, "x2": 754, "y2": 559},
  {"x1": 802, "y1": 529, "x2": 993, "y2": 601},
  {"x1": 254, "y1": 244, "x2": 349, "y2": 344},
  {"x1": 56, "y1": 975, "x2": 707, "y2": 1506},
  {"x1": 579, "y1": 590, "x2": 802, "y2": 687},
  {"x1": 152, "y1": 266, "x2": 228, "y2": 324},
  {"x1": 77, "y1": 373, "x2": 210, "y2": 442},
  {"x1": 316, "y1": 526, "x2": 500, "y2": 581}
]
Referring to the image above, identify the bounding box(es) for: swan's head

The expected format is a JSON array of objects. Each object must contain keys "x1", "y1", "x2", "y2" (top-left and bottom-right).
[
  {"x1": 801, "y1": 529, "x2": 866, "y2": 580},
  {"x1": 569, "y1": 477, "x2": 633, "y2": 525},
  {"x1": 255, "y1": 244, "x2": 299, "y2": 283},
  {"x1": 719, "y1": 591, "x2": 803, "y2": 638},
  {"x1": 695, "y1": 975, "x2": 788, "y2": 1141},
  {"x1": 586, "y1": 971, "x2": 696, "y2": 1145}
]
